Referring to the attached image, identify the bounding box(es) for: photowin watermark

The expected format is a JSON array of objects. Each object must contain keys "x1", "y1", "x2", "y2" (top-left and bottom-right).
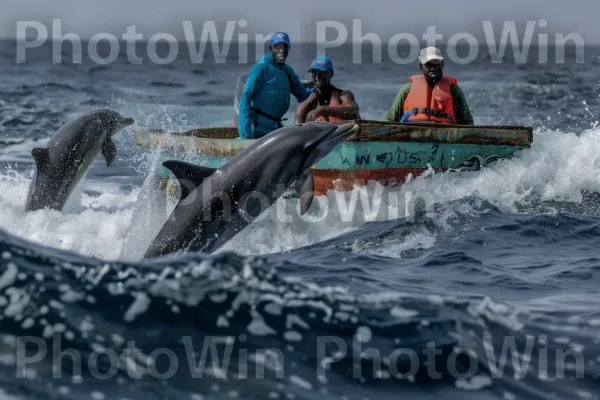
[
  {"x1": 13, "y1": 333, "x2": 286, "y2": 381},
  {"x1": 8, "y1": 332, "x2": 587, "y2": 383},
  {"x1": 317, "y1": 333, "x2": 586, "y2": 383},
  {"x1": 167, "y1": 176, "x2": 437, "y2": 225},
  {"x1": 14, "y1": 18, "x2": 585, "y2": 65},
  {"x1": 15, "y1": 19, "x2": 270, "y2": 65},
  {"x1": 315, "y1": 19, "x2": 585, "y2": 64}
]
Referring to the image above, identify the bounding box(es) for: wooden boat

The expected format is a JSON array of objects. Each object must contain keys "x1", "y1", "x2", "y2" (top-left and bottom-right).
[{"x1": 135, "y1": 120, "x2": 533, "y2": 196}]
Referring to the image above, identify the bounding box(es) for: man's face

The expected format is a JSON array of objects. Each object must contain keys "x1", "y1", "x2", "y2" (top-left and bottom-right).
[
  {"x1": 270, "y1": 43, "x2": 289, "y2": 64},
  {"x1": 311, "y1": 69, "x2": 331, "y2": 88},
  {"x1": 420, "y1": 59, "x2": 443, "y2": 86}
]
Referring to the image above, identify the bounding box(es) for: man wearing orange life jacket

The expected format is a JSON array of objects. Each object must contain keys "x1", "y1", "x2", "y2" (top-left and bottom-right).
[
  {"x1": 294, "y1": 56, "x2": 360, "y2": 124},
  {"x1": 384, "y1": 47, "x2": 474, "y2": 125}
]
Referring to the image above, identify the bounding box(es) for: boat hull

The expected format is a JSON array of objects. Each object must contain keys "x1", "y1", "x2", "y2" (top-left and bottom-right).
[{"x1": 135, "y1": 120, "x2": 532, "y2": 196}]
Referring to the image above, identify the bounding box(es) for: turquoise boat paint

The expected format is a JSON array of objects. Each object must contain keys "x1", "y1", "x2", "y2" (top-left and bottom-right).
[{"x1": 315, "y1": 142, "x2": 525, "y2": 170}]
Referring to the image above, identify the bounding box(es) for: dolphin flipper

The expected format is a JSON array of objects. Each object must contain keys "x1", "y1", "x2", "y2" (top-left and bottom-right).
[
  {"x1": 31, "y1": 147, "x2": 51, "y2": 171},
  {"x1": 162, "y1": 160, "x2": 216, "y2": 200},
  {"x1": 296, "y1": 169, "x2": 315, "y2": 215},
  {"x1": 101, "y1": 138, "x2": 116, "y2": 166}
]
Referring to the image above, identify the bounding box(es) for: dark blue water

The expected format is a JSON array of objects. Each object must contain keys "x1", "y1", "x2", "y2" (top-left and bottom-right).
[{"x1": 1, "y1": 40, "x2": 600, "y2": 399}]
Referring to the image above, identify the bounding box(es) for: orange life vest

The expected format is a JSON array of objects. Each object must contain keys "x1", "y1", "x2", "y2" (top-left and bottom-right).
[
  {"x1": 401, "y1": 74, "x2": 457, "y2": 124},
  {"x1": 315, "y1": 88, "x2": 346, "y2": 123}
]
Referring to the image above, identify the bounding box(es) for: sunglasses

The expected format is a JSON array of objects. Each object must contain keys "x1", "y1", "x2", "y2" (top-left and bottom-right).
[
  {"x1": 272, "y1": 43, "x2": 289, "y2": 51},
  {"x1": 424, "y1": 61, "x2": 442, "y2": 68}
]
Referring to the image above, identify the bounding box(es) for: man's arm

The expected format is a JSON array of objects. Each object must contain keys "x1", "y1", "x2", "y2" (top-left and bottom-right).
[
  {"x1": 451, "y1": 85, "x2": 474, "y2": 125},
  {"x1": 286, "y1": 65, "x2": 312, "y2": 102},
  {"x1": 294, "y1": 91, "x2": 318, "y2": 124},
  {"x1": 383, "y1": 83, "x2": 411, "y2": 122},
  {"x1": 312, "y1": 90, "x2": 360, "y2": 121},
  {"x1": 237, "y1": 63, "x2": 265, "y2": 138}
]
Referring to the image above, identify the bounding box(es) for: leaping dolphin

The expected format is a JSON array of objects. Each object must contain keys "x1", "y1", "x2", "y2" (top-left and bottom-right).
[
  {"x1": 143, "y1": 121, "x2": 359, "y2": 259},
  {"x1": 25, "y1": 109, "x2": 135, "y2": 212}
]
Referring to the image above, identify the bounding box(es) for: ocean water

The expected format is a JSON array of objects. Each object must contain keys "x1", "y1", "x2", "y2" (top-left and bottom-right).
[{"x1": 1, "y1": 40, "x2": 600, "y2": 399}]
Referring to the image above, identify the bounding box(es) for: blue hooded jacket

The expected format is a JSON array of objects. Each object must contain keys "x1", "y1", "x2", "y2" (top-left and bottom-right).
[{"x1": 237, "y1": 53, "x2": 312, "y2": 139}]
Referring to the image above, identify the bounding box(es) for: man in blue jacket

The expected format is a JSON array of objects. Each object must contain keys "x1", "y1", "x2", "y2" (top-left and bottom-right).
[{"x1": 237, "y1": 32, "x2": 312, "y2": 139}]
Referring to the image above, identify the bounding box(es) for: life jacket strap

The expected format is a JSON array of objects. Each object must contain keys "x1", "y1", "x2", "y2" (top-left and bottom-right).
[{"x1": 400, "y1": 108, "x2": 455, "y2": 123}]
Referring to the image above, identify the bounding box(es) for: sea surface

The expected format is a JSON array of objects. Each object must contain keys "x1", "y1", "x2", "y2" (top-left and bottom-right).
[{"x1": 0, "y1": 40, "x2": 600, "y2": 400}]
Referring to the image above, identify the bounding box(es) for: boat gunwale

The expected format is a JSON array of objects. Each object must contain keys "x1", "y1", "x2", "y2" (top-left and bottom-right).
[
  {"x1": 136, "y1": 119, "x2": 533, "y2": 154},
  {"x1": 141, "y1": 119, "x2": 533, "y2": 136}
]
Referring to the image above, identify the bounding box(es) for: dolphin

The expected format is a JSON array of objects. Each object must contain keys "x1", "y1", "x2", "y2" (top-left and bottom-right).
[
  {"x1": 25, "y1": 109, "x2": 135, "y2": 212},
  {"x1": 143, "y1": 120, "x2": 359, "y2": 259}
]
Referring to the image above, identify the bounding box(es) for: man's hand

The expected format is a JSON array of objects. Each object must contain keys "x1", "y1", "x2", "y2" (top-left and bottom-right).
[{"x1": 306, "y1": 106, "x2": 326, "y2": 122}]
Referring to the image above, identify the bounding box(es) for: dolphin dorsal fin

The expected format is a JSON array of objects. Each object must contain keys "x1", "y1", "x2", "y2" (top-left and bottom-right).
[
  {"x1": 31, "y1": 147, "x2": 51, "y2": 171},
  {"x1": 162, "y1": 160, "x2": 216, "y2": 200},
  {"x1": 296, "y1": 169, "x2": 315, "y2": 215}
]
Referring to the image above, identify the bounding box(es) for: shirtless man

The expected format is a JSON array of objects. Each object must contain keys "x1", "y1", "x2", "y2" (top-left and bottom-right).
[{"x1": 294, "y1": 56, "x2": 360, "y2": 124}]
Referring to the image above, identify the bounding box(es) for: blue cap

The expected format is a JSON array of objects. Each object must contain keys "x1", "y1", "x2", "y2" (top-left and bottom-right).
[
  {"x1": 308, "y1": 56, "x2": 334, "y2": 76},
  {"x1": 270, "y1": 32, "x2": 290, "y2": 46}
]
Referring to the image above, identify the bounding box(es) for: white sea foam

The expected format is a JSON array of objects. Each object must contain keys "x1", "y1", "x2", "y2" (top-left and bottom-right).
[
  {"x1": 0, "y1": 126, "x2": 598, "y2": 261},
  {"x1": 222, "y1": 127, "x2": 600, "y2": 255}
]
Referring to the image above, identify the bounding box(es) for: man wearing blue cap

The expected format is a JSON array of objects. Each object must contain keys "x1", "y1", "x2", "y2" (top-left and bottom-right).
[
  {"x1": 237, "y1": 32, "x2": 312, "y2": 139},
  {"x1": 294, "y1": 55, "x2": 360, "y2": 124}
]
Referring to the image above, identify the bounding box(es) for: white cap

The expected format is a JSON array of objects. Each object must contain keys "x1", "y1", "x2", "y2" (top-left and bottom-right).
[{"x1": 418, "y1": 47, "x2": 443, "y2": 64}]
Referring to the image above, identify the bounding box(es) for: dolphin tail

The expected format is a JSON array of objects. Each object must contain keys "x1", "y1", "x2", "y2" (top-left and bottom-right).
[
  {"x1": 101, "y1": 139, "x2": 116, "y2": 166},
  {"x1": 162, "y1": 160, "x2": 217, "y2": 200}
]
